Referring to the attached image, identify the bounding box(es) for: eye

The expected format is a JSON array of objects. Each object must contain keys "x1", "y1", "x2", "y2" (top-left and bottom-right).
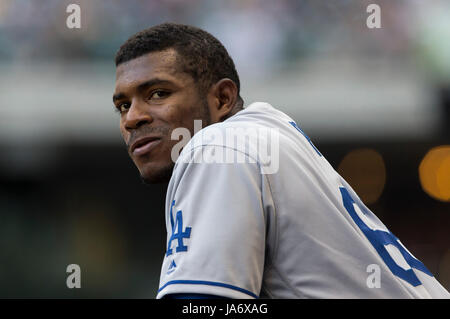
[
  {"x1": 149, "y1": 90, "x2": 170, "y2": 100},
  {"x1": 116, "y1": 102, "x2": 130, "y2": 113}
]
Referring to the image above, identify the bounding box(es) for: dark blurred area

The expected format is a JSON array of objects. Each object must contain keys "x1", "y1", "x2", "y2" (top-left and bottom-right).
[{"x1": 0, "y1": 0, "x2": 449, "y2": 298}]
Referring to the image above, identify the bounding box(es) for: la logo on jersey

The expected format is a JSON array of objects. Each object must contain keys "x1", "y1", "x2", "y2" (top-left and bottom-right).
[{"x1": 166, "y1": 200, "x2": 192, "y2": 257}]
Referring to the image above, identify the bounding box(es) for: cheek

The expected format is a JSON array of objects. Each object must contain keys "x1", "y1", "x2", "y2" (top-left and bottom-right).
[
  {"x1": 172, "y1": 99, "x2": 204, "y2": 123},
  {"x1": 165, "y1": 103, "x2": 183, "y2": 120},
  {"x1": 119, "y1": 122, "x2": 130, "y2": 144},
  {"x1": 160, "y1": 104, "x2": 190, "y2": 131}
]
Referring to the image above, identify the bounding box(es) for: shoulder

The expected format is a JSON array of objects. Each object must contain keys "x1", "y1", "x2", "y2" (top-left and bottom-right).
[{"x1": 176, "y1": 102, "x2": 288, "y2": 172}]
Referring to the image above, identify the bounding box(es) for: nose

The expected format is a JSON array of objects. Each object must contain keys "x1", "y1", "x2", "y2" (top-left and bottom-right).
[{"x1": 124, "y1": 98, "x2": 153, "y2": 130}]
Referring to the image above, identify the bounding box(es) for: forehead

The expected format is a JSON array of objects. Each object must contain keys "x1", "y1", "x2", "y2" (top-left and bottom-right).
[{"x1": 115, "y1": 49, "x2": 190, "y2": 90}]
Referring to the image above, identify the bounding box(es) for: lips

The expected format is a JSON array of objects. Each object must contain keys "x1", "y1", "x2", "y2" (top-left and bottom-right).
[{"x1": 130, "y1": 136, "x2": 162, "y2": 156}]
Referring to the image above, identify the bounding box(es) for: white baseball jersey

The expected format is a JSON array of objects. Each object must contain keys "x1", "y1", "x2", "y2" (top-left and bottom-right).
[{"x1": 156, "y1": 102, "x2": 450, "y2": 299}]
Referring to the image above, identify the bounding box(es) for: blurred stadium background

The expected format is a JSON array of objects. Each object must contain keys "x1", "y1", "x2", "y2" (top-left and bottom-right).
[{"x1": 0, "y1": 0, "x2": 449, "y2": 298}]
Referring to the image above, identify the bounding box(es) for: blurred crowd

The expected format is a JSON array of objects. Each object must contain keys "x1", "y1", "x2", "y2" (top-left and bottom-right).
[{"x1": 0, "y1": 0, "x2": 448, "y2": 81}]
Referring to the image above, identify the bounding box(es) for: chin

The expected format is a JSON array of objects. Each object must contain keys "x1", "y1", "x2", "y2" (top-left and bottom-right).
[{"x1": 138, "y1": 162, "x2": 174, "y2": 184}]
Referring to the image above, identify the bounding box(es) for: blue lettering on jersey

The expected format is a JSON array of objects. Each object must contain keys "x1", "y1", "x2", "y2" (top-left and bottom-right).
[
  {"x1": 167, "y1": 260, "x2": 177, "y2": 274},
  {"x1": 288, "y1": 121, "x2": 322, "y2": 157},
  {"x1": 168, "y1": 260, "x2": 177, "y2": 270},
  {"x1": 166, "y1": 200, "x2": 192, "y2": 257},
  {"x1": 339, "y1": 186, "x2": 433, "y2": 286}
]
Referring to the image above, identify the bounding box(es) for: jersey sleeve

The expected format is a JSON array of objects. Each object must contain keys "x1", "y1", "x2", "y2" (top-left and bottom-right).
[{"x1": 156, "y1": 145, "x2": 268, "y2": 299}]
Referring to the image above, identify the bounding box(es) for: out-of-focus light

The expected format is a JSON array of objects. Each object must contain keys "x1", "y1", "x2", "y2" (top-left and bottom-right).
[
  {"x1": 419, "y1": 145, "x2": 450, "y2": 202},
  {"x1": 337, "y1": 148, "x2": 386, "y2": 205}
]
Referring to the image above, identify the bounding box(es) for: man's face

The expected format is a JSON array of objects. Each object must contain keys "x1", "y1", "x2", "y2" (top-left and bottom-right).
[{"x1": 113, "y1": 49, "x2": 210, "y2": 183}]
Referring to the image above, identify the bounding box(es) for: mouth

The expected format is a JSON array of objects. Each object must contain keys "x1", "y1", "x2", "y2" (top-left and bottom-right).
[{"x1": 130, "y1": 136, "x2": 162, "y2": 156}]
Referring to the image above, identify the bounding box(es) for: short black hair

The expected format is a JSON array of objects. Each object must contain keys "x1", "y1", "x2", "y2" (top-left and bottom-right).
[{"x1": 115, "y1": 23, "x2": 243, "y2": 105}]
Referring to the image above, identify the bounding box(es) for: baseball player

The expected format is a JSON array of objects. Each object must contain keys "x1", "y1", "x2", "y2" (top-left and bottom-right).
[{"x1": 113, "y1": 23, "x2": 450, "y2": 298}]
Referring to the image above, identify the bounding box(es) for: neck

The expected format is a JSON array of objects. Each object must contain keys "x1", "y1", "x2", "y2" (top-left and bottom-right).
[{"x1": 222, "y1": 102, "x2": 243, "y2": 121}]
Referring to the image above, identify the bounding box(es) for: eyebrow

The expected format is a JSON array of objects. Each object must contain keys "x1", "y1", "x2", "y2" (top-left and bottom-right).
[{"x1": 113, "y1": 78, "x2": 175, "y2": 103}]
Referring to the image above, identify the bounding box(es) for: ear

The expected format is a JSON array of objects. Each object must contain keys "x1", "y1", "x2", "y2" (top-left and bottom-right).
[{"x1": 206, "y1": 78, "x2": 238, "y2": 123}]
